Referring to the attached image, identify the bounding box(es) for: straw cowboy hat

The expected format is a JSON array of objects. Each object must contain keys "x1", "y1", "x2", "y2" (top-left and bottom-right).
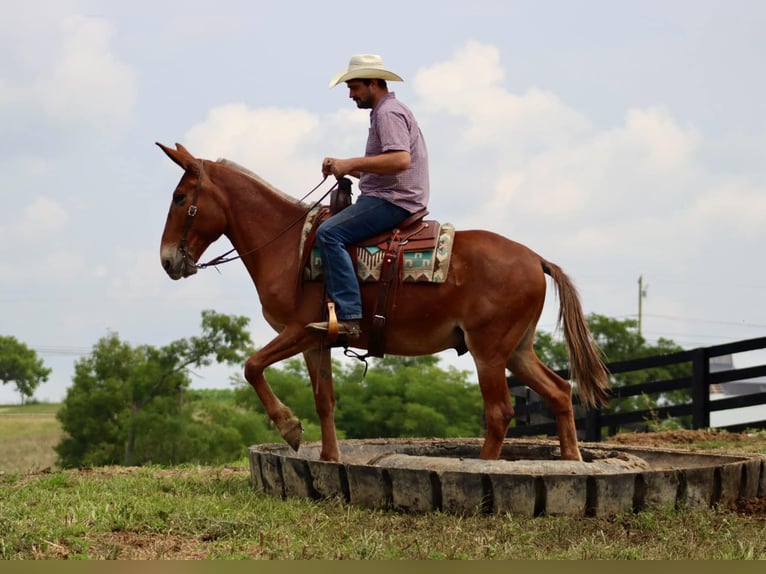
[{"x1": 329, "y1": 54, "x2": 404, "y2": 88}]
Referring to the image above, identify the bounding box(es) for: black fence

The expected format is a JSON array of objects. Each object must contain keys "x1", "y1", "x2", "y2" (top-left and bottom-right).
[{"x1": 507, "y1": 336, "x2": 766, "y2": 442}]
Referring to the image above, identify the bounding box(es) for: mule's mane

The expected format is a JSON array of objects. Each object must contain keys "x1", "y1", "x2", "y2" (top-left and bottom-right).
[{"x1": 215, "y1": 158, "x2": 307, "y2": 207}]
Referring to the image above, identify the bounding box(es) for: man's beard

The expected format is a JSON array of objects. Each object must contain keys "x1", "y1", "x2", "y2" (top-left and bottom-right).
[{"x1": 354, "y1": 96, "x2": 373, "y2": 109}]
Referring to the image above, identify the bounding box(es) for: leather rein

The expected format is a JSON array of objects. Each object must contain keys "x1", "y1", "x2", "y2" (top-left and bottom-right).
[{"x1": 178, "y1": 159, "x2": 337, "y2": 271}]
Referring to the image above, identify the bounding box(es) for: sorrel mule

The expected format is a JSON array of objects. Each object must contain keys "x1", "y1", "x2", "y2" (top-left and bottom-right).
[{"x1": 157, "y1": 142, "x2": 610, "y2": 462}]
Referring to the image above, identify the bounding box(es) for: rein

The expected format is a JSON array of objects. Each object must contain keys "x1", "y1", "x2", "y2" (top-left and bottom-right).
[{"x1": 181, "y1": 160, "x2": 338, "y2": 270}]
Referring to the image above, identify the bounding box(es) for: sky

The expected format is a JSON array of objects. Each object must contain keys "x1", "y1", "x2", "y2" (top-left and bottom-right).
[{"x1": 1, "y1": 0, "x2": 765, "y2": 405}]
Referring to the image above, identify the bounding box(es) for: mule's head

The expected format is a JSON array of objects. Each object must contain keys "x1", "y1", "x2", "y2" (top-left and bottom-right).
[{"x1": 157, "y1": 142, "x2": 227, "y2": 279}]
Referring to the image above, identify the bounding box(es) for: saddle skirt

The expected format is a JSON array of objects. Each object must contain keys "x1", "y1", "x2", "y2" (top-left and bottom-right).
[{"x1": 299, "y1": 206, "x2": 455, "y2": 283}]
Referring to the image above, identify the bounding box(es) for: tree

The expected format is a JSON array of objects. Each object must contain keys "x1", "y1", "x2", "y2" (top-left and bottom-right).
[
  {"x1": 531, "y1": 313, "x2": 690, "y2": 428},
  {"x1": 0, "y1": 336, "x2": 51, "y2": 404},
  {"x1": 55, "y1": 310, "x2": 257, "y2": 467},
  {"x1": 233, "y1": 354, "x2": 484, "y2": 441},
  {"x1": 333, "y1": 355, "x2": 483, "y2": 438},
  {"x1": 131, "y1": 390, "x2": 280, "y2": 465}
]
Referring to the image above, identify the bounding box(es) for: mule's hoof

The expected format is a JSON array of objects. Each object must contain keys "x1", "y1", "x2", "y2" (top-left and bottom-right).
[
  {"x1": 562, "y1": 451, "x2": 583, "y2": 462},
  {"x1": 281, "y1": 419, "x2": 303, "y2": 451}
]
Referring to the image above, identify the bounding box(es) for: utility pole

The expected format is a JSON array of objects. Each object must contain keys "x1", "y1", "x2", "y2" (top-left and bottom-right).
[{"x1": 638, "y1": 275, "x2": 648, "y2": 336}]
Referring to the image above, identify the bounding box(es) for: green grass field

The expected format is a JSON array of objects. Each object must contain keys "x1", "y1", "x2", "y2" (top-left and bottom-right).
[
  {"x1": 2, "y1": 458, "x2": 765, "y2": 559},
  {"x1": 0, "y1": 403, "x2": 63, "y2": 474}
]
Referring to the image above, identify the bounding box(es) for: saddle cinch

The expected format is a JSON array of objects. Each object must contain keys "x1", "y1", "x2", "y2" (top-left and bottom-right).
[{"x1": 300, "y1": 179, "x2": 455, "y2": 357}]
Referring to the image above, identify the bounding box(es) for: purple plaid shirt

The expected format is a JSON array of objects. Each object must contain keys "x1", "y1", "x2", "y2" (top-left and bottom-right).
[{"x1": 359, "y1": 93, "x2": 429, "y2": 213}]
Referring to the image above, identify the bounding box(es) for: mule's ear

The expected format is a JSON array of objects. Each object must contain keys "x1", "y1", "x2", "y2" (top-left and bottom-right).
[
  {"x1": 156, "y1": 142, "x2": 195, "y2": 171},
  {"x1": 175, "y1": 142, "x2": 192, "y2": 156}
]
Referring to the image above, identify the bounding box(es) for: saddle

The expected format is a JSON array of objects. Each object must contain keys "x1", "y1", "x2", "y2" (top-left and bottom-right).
[{"x1": 300, "y1": 204, "x2": 444, "y2": 358}]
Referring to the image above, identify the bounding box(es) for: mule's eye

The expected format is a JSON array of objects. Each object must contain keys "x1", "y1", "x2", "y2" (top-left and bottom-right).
[{"x1": 173, "y1": 193, "x2": 186, "y2": 206}]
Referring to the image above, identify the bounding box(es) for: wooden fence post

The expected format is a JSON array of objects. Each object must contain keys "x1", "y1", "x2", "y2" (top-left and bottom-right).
[
  {"x1": 691, "y1": 347, "x2": 710, "y2": 429},
  {"x1": 585, "y1": 407, "x2": 602, "y2": 442}
]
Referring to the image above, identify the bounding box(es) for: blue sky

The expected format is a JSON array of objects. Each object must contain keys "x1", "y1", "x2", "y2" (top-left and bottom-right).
[{"x1": 1, "y1": 0, "x2": 765, "y2": 403}]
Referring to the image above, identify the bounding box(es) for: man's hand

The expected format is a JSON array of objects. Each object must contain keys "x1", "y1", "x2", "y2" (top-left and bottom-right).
[{"x1": 322, "y1": 157, "x2": 353, "y2": 179}]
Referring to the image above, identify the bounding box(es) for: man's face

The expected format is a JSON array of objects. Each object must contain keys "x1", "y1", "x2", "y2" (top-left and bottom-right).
[{"x1": 346, "y1": 80, "x2": 375, "y2": 109}]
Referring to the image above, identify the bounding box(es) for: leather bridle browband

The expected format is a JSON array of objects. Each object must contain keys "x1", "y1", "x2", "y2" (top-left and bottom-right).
[{"x1": 176, "y1": 159, "x2": 338, "y2": 271}]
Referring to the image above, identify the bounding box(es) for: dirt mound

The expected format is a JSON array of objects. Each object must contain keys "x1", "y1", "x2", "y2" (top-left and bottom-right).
[
  {"x1": 604, "y1": 429, "x2": 752, "y2": 448},
  {"x1": 736, "y1": 497, "x2": 766, "y2": 516}
]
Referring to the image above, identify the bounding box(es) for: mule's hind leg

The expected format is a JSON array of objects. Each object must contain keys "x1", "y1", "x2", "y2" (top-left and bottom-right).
[
  {"x1": 473, "y1": 358, "x2": 515, "y2": 459},
  {"x1": 507, "y1": 339, "x2": 582, "y2": 461},
  {"x1": 467, "y1": 316, "x2": 536, "y2": 459}
]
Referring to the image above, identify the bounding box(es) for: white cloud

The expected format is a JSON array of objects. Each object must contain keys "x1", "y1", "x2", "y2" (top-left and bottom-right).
[
  {"x1": 0, "y1": 197, "x2": 69, "y2": 244},
  {"x1": 623, "y1": 107, "x2": 701, "y2": 174},
  {"x1": 412, "y1": 42, "x2": 708, "y2": 232},
  {"x1": 414, "y1": 41, "x2": 506, "y2": 114},
  {"x1": 1, "y1": 9, "x2": 136, "y2": 130},
  {"x1": 38, "y1": 15, "x2": 136, "y2": 128},
  {"x1": 415, "y1": 41, "x2": 591, "y2": 151},
  {"x1": 184, "y1": 103, "x2": 323, "y2": 193},
  {"x1": 508, "y1": 106, "x2": 702, "y2": 220},
  {"x1": 186, "y1": 104, "x2": 319, "y2": 158},
  {"x1": 691, "y1": 180, "x2": 766, "y2": 239}
]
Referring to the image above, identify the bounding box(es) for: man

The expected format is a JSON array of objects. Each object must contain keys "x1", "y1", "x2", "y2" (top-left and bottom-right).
[{"x1": 306, "y1": 54, "x2": 430, "y2": 338}]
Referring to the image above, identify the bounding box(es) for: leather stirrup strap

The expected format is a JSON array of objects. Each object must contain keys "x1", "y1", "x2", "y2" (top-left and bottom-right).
[
  {"x1": 326, "y1": 301, "x2": 339, "y2": 343},
  {"x1": 368, "y1": 231, "x2": 403, "y2": 358}
]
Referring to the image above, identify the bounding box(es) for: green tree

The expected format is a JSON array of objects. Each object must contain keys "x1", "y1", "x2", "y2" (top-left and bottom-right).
[
  {"x1": 233, "y1": 354, "x2": 484, "y2": 441},
  {"x1": 132, "y1": 390, "x2": 280, "y2": 465},
  {"x1": 333, "y1": 355, "x2": 483, "y2": 438},
  {"x1": 0, "y1": 336, "x2": 51, "y2": 404},
  {"x1": 55, "y1": 310, "x2": 256, "y2": 467},
  {"x1": 531, "y1": 313, "x2": 690, "y2": 428}
]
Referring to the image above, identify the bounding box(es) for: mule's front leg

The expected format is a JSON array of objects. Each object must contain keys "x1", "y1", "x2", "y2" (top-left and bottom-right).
[
  {"x1": 243, "y1": 328, "x2": 312, "y2": 451},
  {"x1": 245, "y1": 360, "x2": 303, "y2": 449},
  {"x1": 303, "y1": 347, "x2": 341, "y2": 461}
]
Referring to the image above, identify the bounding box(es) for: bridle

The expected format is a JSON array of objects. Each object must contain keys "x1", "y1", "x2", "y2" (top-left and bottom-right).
[
  {"x1": 176, "y1": 159, "x2": 338, "y2": 270},
  {"x1": 177, "y1": 159, "x2": 204, "y2": 268}
]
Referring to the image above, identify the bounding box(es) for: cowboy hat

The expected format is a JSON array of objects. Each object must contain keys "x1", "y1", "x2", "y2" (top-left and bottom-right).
[{"x1": 329, "y1": 54, "x2": 404, "y2": 88}]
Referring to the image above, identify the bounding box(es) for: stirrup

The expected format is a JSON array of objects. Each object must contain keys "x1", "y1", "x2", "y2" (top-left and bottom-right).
[
  {"x1": 326, "y1": 301, "x2": 339, "y2": 342},
  {"x1": 306, "y1": 319, "x2": 361, "y2": 339}
]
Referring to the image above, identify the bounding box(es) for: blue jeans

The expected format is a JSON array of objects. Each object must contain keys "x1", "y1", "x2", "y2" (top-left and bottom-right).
[{"x1": 315, "y1": 195, "x2": 411, "y2": 320}]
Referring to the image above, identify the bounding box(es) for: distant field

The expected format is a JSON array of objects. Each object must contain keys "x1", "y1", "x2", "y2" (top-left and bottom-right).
[{"x1": 0, "y1": 403, "x2": 62, "y2": 474}]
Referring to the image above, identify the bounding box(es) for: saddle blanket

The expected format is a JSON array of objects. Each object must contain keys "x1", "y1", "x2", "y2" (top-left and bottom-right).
[{"x1": 299, "y1": 207, "x2": 456, "y2": 283}]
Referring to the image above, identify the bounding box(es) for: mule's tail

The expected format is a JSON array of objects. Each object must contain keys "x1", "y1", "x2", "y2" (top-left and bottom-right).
[{"x1": 542, "y1": 259, "x2": 611, "y2": 408}]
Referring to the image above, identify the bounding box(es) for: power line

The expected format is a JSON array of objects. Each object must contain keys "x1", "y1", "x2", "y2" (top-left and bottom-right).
[
  {"x1": 642, "y1": 314, "x2": 766, "y2": 329},
  {"x1": 608, "y1": 313, "x2": 766, "y2": 330},
  {"x1": 32, "y1": 346, "x2": 91, "y2": 357}
]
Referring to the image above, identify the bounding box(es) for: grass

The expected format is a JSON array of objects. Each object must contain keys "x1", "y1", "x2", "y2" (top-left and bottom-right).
[
  {"x1": 1, "y1": 404, "x2": 765, "y2": 559},
  {"x1": 1, "y1": 463, "x2": 765, "y2": 559}
]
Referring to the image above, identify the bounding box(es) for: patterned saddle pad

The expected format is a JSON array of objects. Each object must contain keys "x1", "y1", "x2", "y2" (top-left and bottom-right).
[{"x1": 299, "y1": 207, "x2": 455, "y2": 283}]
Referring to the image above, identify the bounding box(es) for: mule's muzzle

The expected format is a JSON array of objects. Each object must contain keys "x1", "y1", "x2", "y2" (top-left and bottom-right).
[{"x1": 161, "y1": 247, "x2": 198, "y2": 280}]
